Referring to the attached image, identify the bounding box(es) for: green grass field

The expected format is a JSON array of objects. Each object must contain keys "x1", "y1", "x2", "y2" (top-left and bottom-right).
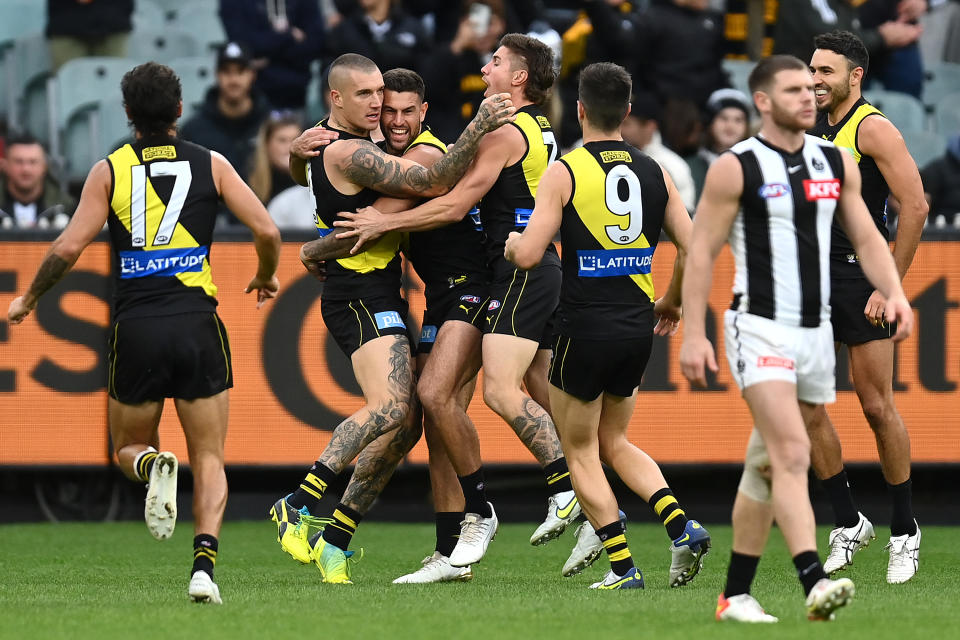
[{"x1": 1, "y1": 521, "x2": 956, "y2": 639}]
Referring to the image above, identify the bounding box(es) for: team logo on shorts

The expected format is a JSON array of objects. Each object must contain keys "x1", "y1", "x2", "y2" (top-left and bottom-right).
[
  {"x1": 758, "y1": 183, "x2": 791, "y2": 199},
  {"x1": 737, "y1": 359, "x2": 746, "y2": 373},
  {"x1": 460, "y1": 295, "x2": 481, "y2": 304},
  {"x1": 757, "y1": 356, "x2": 795, "y2": 370},
  {"x1": 374, "y1": 311, "x2": 406, "y2": 330},
  {"x1": 487, "y1": 300, "x2": 501, "y2": 311}
]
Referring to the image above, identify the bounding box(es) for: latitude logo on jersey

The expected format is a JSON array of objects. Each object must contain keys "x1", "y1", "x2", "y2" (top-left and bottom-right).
[
  {"x1": 803, "y1": 179, "x2": 840, "y2": 200},
  {"x1": 119, "y1": 246, "x2": 208, "y2": 278},
  {"x1": 577, "y1": 247, "x2": 655, "y2": 277},
  {"x1": 758, "y1": 183, "x2": 791, "y2": 199},
  {"x1": 374, "y1": 311, "x2": 405, "y2": 330}
]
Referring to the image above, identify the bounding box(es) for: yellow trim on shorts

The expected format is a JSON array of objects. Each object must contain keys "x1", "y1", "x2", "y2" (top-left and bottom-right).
[
  {"x1": 358, "y1": 300, "x2": 381, "y2": 338},
  {"x1": 212, "y1": 314, "x2": 230, "y2": 385},
  {"x1": 109, "y1": 322, "x2": 119, "y2": 397},
  {"x1": 559, "y1": 336, "x2": 571, "y2": 389},
  {"x1": 492, "y1": 270, "x2": 519, "y2": 334},
  {"x1": 512, "y1": 270, "x2": 529, "y2": 336},
  {"x1": 348, "y1": 301, "x2": 364, "y2": 348}
]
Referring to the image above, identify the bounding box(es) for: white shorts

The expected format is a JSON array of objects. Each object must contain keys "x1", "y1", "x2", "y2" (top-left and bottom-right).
[{"x1": 723, "y1": 310, "x2": 836, "y2": 405}]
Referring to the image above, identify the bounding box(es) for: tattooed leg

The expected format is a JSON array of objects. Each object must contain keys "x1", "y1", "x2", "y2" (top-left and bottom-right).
[
  {"x1": 317, "y1": 335, "x2": 414, "y2": 473},
  {"x1": 481, "y1": 333, "x2": 564, "y2": 466}
]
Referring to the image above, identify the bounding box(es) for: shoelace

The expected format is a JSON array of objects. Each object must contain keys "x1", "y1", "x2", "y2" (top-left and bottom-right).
[{"x1": 460, "y1": 516, "x2": 492, "y2": 545}]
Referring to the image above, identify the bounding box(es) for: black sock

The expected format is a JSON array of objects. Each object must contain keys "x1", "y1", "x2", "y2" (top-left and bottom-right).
[
  {"x1": 793, "y1": 550, "x2": 827, "y2": 596},
  {"x1": 888, "y1": 479, "x2": 916, "y2": 537},
  {"x1": 723, "y1": 552, "x2": 760, "y2": 598},
  {"x1": 648, "y1": 487, "x2": 689, "y2": 541},
  {"x1": 543, "y1": 458, "x2": 573, "y2": 494},
  {"x1": 134, "y1": 450, "x2": 158, "y2": 482},
  {"x1": 435, "y1": 512, "x2": 463, "y2": 558},
  {"x1": 192, "y1": 534, "x2": 218, "y2": 579},
  {"x1": 822, "y1": 470, "x2": 860, "y2": 528},
  {"x1": 322, "y1": 503, "x2": 362, "y2": 551},
  {"x1": 290, "y1": 461, "x2": 338, "y2": 514},
  {"x1": 597, "y1": 520, "x2": 634, "y2": 576},
  {"x1": 457, "y1": 469, "x2": 492, "y2": 518}
]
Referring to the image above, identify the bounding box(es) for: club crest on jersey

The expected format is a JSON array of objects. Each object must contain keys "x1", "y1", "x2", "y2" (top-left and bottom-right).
[
  {"x1": 803, "y1": 179, "x2": 840, "y2": 200},
  {"x1": 812, "y1": 157, "x2": 825, "y2": 171},
  {"x1": 487, "y1": 299, "x2": 501, "y2": 311},
  {"x1": 758, "y1": 183, "x2": 791, "y2": 199},
  {"x1": 460, "y1": 295, "x2": 481, "y2": 304}
]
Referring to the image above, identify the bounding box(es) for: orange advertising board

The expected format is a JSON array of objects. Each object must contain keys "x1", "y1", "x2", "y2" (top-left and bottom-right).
[{"x1": 1, "y1": 239, "x2": 958, "y2": 466}]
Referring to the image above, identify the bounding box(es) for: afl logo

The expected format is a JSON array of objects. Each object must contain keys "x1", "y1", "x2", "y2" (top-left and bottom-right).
[
  {"x1": 487, "y1": 300, "x2": 501, "y2": 311},
  {"x1": 758, "y1": 183, "x2": 791, "y2": 198},
  {"x1": 460, "y1": 295, "x2": 481, "y2": 304}
]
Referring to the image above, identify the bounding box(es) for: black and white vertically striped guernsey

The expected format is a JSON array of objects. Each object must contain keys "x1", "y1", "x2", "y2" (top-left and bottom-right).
[{"x1": 727, "y1": 134, "x2": 846, "y2": 328}]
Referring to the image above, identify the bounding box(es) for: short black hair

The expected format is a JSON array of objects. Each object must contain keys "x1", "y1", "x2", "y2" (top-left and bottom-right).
[
  {"x1": 383, "y1": 68, "x2": 425, "y2": 102},
  {"x1": 327, "y1": 53, "x2": 379, "y2": 89},
  {"x1": 814, "y1": 30, "x2": 870, "y2": 74},
  {"x1": 500, "y1": 33, "x2": 556, "y2": 106},
  {"x1": 4, "y1": 131, "x2": 44, "y2": 151},
  {"x1": 748, "y1": 55, "x2": 809, "y2": 94},
  {"x1": 579, "y1": 63, "x2": 631, "y2": 132},
  {"x1": 121, "y1": 62, "x2": 182, "y2": 137}
]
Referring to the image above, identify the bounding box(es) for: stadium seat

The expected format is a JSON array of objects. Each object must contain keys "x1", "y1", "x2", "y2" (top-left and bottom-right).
[
  {"x1": 900, "y1": 129, "x2": 948, "y2": 168},
  {"x1": 132, "y1": 0, "x2": 165, "y2": 32},
  {"x1": 165, "y1": 5, "x2": 226, "y2": 53},
  {"x1": 0, "y1": 0, "x2": 46, "y2": 45},
  {"x1": 723, "y1": 59, "x2": 754, "y2": 96},
  {"x1": 305, "y1": 61, "x2": 326, "y2": 125},
  {"x1": 5, "y1": 34, "x2": 54, "y2": 141},
  {"x1": 167, "y1": 56, "x2": 216, "y2": 122},
  {"x1": 862, "y1": 89, "x2": 927, "y2": 132},
  {"x1": 935, "y1": 91, "x2": 960, "y2": 135},
  {"x1": 127, "y1": 28, "x2": 200, "y2": 63},
  {"x1": 923, "y1": 62, "x2": 960, "y2": 107}
]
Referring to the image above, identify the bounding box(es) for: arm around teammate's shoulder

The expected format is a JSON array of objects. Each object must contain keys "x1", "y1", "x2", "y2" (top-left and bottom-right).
[
  {"x1": 211, "y1": 151, "x2": 281, "y2": 307},
  {"x1": 504, "y1": 160, "x2": 570, "y2": 270}
]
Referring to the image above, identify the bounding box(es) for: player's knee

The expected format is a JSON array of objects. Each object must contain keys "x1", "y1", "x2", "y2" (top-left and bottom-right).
[
  {"x1": 597, "y1": 432, "x2": 624, "y2": 465},
  {"x1": 860, "y1": 394, "x2": 895, "y2": 429},
  {"x1": 771, "y1": 441, "x2": 810, "y2": 476}
]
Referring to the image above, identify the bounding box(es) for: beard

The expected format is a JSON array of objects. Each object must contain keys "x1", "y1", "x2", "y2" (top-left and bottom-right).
[
  {"x1": 817, "y1": 81, "x2": 851, "y2": 113},
  {"x1": 770, "y1": 100, "x2": 814, "y2": 132}
]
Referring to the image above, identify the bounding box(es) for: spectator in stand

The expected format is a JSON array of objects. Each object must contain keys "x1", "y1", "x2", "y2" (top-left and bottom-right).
[
  {"x1": 420, "y1": 0, "x2": 507, "y2": 143},
  {"x1": 0, "y1": 133, "x2": 74, "y2": 230},
  {"x1": 687, "y1": 88, "x2": 753, "y2": 199},
  {"x1": 921, "y1": 133, "x2": 960, "y2": 228},
  {"x1": 620, "y1": 93, "x2": 697, "y2": 212},
  {"x1": 325, "y1": 0, "x2": 430, "y2": 73},
  {"x1": 220, "y1": 0, "x2": 326, "y2": 111},
  {"x1": 774, "y1": 0, "x2": 924, "y2": 96},
  {"x1": 46, "y1": 0, "x2": 133, "y2": 72},
  {"x1": 858, "y1": 0, "x2": 927, "y2": 98},
  {"x1": 247, "y1": 113, "x2": 301, "y2": 205}
]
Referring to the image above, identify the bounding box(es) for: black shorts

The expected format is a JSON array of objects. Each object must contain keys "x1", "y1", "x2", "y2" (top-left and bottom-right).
[
  {"x1": 321, "y1": 293, "x2": 411, "y2": 357},
  {"x1": 549, "y1": 334, "x2": 652, "y2": 401},
  {"x1": 418, "y1": 280, "x2": 488, "y2": 355},
  {"x1": 107, "y1": 312, "x2": 233, "y2": 404},
  {"x1": 831, "y1": 277, "x2": 894, "y2": 345},
  {"x1": 484, "y1": 261, "x2": 561, "y2": 343}
]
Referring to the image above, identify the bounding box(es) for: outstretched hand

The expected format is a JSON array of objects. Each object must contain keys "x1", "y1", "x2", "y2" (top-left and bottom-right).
[
  {"x1": 474, "y1": 92, "x2": 516, "y2": 134},
  {"x1": 653, "y1": 296, "x2": 681, "y2": 337},
  {"x1": 290, "y1": 126, "x2": 339, "y2": 159},
  {"x1": 244, "y1": 275, "x2": 280, "y2": 308},
  {"x1": 333, "y1": 206, "x2": 388, "y2": 254},
  {"x1": 7, "y1": 296, "x2": 35, "y2": 324}
]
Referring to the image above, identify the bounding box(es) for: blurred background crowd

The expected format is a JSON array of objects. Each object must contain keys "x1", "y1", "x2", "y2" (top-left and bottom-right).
[{"x1": 1, "y1": 0, "x2": 958, "y2": 234}]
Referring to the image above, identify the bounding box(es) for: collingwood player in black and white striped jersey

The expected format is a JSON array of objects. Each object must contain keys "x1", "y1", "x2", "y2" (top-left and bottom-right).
[{"x1": 679, "y1": 55, "x2": 913, "y2": 623}]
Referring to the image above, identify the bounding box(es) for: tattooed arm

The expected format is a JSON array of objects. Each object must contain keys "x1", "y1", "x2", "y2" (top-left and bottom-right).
[
  {"x1": 8, "y1": 161, "x2": 111, "y2": 323},
  {"x1": 335, "y1": 93, "x2": 515, "y2": 198}
]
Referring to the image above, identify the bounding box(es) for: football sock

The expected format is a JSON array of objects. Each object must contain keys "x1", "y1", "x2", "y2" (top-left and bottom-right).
[
  {"x1": 133, "y1": 448, "x2": 158, "y2": 482},
  {"x1": 290, "y1": 461, "x2": 337, "y2": 514},
  {"x1": 192, "y1": 534, "x2": 218, "y2": 579},
  {"x1": 793, "y1": 550, "x2": 827, "y2": 596},
  {"x1": 543, "y1": 458, "x2": 573, "y2": 494},
  {"x1": 597, "y1": 520, "x2": 634, "y2": 577},
  {"x1": 649, "y1": 487, "x2": 689, "y2": 541},
  {"x1": 322, "y1": 504, "x2": 362, "y2": 551},
  {"x1": 822, "y1": 469, "x2": 860, "y2": 528},
  {"x1": 888, "y1": 479, "x2": 916, "y2": 536},
  {"x1": 723, "y1": 551, "x2": 760, "y2": 598},
  {"x1": 435, "y1": 512, "x2": 463, "y2": 558},
  {"x1": 458, "y1": 468, "x2": 493, "y2": 518}
]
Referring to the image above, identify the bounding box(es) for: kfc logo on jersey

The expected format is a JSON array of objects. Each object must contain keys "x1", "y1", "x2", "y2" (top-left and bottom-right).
[
  {"x1": 803, "y1": 179, "x2": 840, "y2": 200},
  {"x1": 758, "y1": 183, "x2": 791, "y2": 199}
]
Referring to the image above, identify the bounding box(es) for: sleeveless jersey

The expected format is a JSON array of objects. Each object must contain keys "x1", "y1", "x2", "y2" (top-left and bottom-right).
[
  {"x1": 478, "y1": 104, "x2": 560, "y2": 274},
  {"x1": 809, "y1": 98, "x2": 890, "y2": 279},
  {"x1": 106, "y1": 137, "x2": 219, "y2": 321},
  {"x1": 556, "y1": 141, "x2": 668, "y2": 339},
  {"x1": 308, "y1": 119, "x2": 402, "y2": 299},
  {"x1": 728, "y1": 135, "x2": 845, "y2": 328},
  {"x1": 404, "y1": 127, "x2": 488, "y2": 299}
]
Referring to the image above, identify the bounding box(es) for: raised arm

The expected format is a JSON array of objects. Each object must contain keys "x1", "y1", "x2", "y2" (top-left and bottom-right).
[
  {"x1": 679, "y1": 152, "x2": 743, "y2": 387},
  {"x1": 213, "y1": 151, "x2": 282, "y2": 307},
  {"x1": 834, "y1": 151, "x2": 913, "y2": 341},
  {"x1": 504, "y1": 161, "x2": 570, "y2": 270},
  {"x1": 7, "y1": 160, "x2": 111, "y2": 323}
]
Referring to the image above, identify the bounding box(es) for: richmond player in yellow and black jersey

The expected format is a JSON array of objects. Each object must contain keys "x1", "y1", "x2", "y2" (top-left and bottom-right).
[
  {"x1": 8, "y1": 62, "x2": 281, "y2": 604},
  {"x1": 506, "y1": 62, "x2": 711, "y2": 591}
]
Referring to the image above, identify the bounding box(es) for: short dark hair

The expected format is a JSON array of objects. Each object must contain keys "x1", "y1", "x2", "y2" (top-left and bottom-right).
[
  {"x1": 327, "y1": 53, "x2": 379, "y2": 90},
  {"x1": 814, "y1": 30, "x2": 869, "y2": 74},
  {"x1": 578, "y1": 63, "x2": 631, "y2": 132},
  {"x1": 382, "y1": 68, "x2": 425, "y2": 102},
  {"x1": 121, "y1": 62, "x2": 182, "y2": 137},
  {"x1": 5, "y1": 132, "x2": 44, "y2": 151},
  {"x1": 499, "y1": 33, "x2": 556, "y2": 106},
  {"x1": 748, "y1": 55, "x2": 809, "y2": 94}
]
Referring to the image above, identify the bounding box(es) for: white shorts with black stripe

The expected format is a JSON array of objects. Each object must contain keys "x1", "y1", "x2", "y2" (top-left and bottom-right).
[{"x1": 723, "y1": 310, "x2": 836, "y2": 405}]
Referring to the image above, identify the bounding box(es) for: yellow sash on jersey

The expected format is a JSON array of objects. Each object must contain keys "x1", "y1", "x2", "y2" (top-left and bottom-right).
[
  {"x1": 825, "y1": 102, "x2": 884, "y2": 164},
  {"x1": 515, "y1": 111, "x2": 553, "y2": 198}
]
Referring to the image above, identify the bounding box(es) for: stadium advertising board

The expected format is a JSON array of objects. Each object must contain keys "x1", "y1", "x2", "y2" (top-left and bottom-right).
[{"x1": 2, "y1": 240, "x2": 958, "y2": 466}]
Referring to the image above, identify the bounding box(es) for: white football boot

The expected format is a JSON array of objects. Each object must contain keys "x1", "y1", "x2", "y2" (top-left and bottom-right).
[
  {"x1": 530, "y1": 490, "x2": 581, "y2": 546},
  {"x1": 188, "y1": 570, "x2": 222, "y2": 604},
  {"x1": 823, "y1": 512, "x2": 875, "y2": 575},
  {"x1": 144, "y1": 452, "x2": 178, "y2": 540},
  {"x1": 885, "y1": 521, "x2": 921, "y2": 584},
  {"x1": 392, "y1": 551, "x2": 473, "y2": 584},
  {"x1": 449, "y1": 503, "x2": 498, "y2": 567}
]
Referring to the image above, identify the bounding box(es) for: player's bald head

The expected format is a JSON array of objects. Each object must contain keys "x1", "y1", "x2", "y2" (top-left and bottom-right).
[{"x1": 328, "y1": 54, "x2": 380, "y2": 91}]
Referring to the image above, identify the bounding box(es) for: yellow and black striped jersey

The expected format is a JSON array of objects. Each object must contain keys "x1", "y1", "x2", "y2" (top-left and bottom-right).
[
  {"x1": 556, "y1": 140, "x2": 668, "y2": 339},
  {"x1": 106, "y1": 137, "x2": 219, "y2": 321},
  {"x1": 307, "y1": 119, "x2": 402, "y2": 300},
  {"x1": 479, "y1": 104, "x2": 559, "y2": 275}
]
